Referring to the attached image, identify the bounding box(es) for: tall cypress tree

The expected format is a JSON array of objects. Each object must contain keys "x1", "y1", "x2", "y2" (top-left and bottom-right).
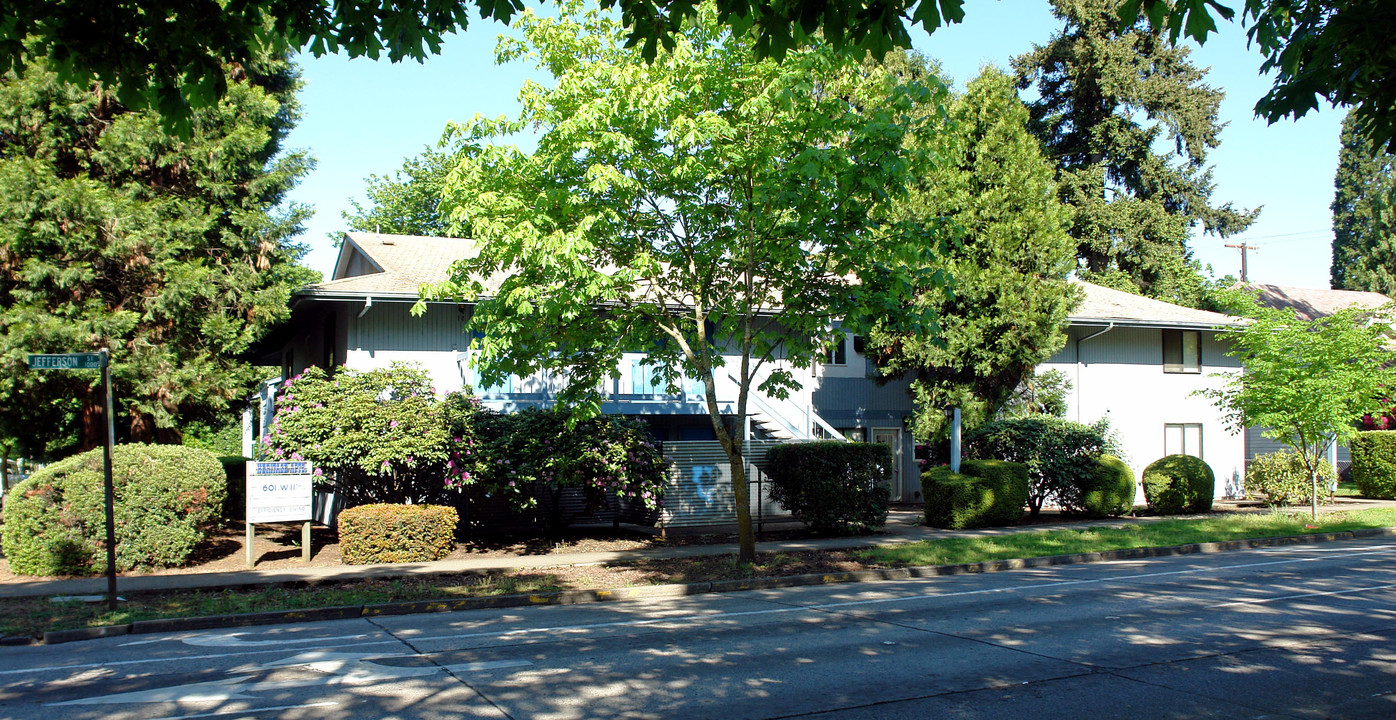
[
  {"x1": 0, "y1": 54, "x2": 316, "y2": 459},
  {"x1": 1331, "y1": 111, "x2": 1396, "y2": 294},
  {"x1": 1013, "y1": 0, "x2": 1256, "y2": 306}
]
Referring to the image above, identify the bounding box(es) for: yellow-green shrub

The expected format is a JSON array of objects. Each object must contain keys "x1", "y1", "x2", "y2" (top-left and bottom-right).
[
  {"x1": 922, "y1": 460, "x2": 1029, "y2": 529},
  {"x1": 0, "y1": 444, "x2": 225, "y2": 575},
  {"x1": 338, "y1": 503, "x2": 458, "y2": 564}
]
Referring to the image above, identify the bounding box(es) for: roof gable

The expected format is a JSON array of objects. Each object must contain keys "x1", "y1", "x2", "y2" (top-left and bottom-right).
[
  {"x1": 1069, "y1": 280, "x2": 1239, "y2": 329},
  {"x1": 1247, "y1": 283, "x2": 1391, "y2": 321}
]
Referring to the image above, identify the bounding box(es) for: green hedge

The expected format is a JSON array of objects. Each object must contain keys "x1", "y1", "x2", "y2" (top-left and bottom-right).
[
  {"x1": 1350, "y1": 431, "x2": 1396, "y2": 499},
  {"x1": 1079, "y1": 455, "x2": 1136, "y2": 518},
  {"x1": 0, "y1": 444, "x2": 226, "y2": 575},
  {"x1": 1142, "y1": 455, "x2": 1215, "y2": 515},
  {"x1": 922, "y1": 459, "x2": 1029, "y2": 529},
  {"x1": 1247, "y1": 450, "x2": 1336, "y2": 506},
  {"x1": 218, "y1": 456, "x2": 252, "y2": 520},
  {"x1": 764, "y1": 442, "x2": 892, "y2": 535},
  {"x1": 338, "y1": 503, "x2": 458, "y2": 564}
]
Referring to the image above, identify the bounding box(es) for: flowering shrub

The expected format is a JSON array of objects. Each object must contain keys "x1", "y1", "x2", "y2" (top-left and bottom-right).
[
  {"x1": 473, "y1": 407, "x2": 667, "y2": 533},
  {"x1": 260, "y1": 364, "x2": 453, "y2": 506}
]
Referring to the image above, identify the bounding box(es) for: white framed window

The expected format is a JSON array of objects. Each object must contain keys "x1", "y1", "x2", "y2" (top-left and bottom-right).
[
  {"x1": 1163, "y1": 329, "x2": 1201, "y2": 373},
  {"x1": 1164, "y1": 423, "x2": 1203, "y2": 458},
  {"x1": 824, "y1": 334, "x2": 848, "y2": 366}
]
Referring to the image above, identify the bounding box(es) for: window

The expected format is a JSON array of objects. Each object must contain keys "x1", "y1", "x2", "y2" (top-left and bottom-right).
[
  {"x1": 824, "y1": 334, "x2": 848, "y2": 365},
  {"x1": 1164, "y1": 423, "x2": 1203, "y2": 458},
  {"x1": 1163, "y1": 329, "x2": 1201, "y2": 373}
]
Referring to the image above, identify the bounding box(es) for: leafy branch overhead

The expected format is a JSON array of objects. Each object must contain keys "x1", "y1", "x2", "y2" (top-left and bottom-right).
[{"x1": 5, "y1": 0, "x2": 1393, "y2": 149}]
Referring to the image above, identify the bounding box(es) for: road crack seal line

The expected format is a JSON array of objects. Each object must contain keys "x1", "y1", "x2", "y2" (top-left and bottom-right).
[{"x1": 364, "y1": 615, "x2": 520, "y2": 720}]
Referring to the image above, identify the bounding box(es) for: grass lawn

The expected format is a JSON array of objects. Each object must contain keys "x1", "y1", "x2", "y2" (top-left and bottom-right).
[{"x1": 5, "y1": 507, "x2": 1395, "y2": 640}]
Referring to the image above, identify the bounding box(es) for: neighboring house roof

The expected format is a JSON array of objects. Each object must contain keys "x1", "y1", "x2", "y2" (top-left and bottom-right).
[
  {"x1": 1068, "y1": 280, "x2": 1241, "y2": 330},
  {"x1": 1245, "y1": 283, "x2": 1391, "y2": 321},
  {"x1": 303, "y1": 232, "x2": 483, "y2": 300}
]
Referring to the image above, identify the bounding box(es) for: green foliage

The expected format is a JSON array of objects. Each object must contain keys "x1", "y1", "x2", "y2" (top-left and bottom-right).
[
  {"x1": 997, "y1": 369, "x2": 1073, "y2": 420},
  {"x1": 1, "y1": 444, "x2": 226, "y2": 575},
  {"x1": 0, "y1": 53, "x2": 314, "y2": 459},
  {"x1": 763, "y1": 442, "x2": 893, "y2": 535},
  {"x1": 1142, "y1": 455, "x2": 1215, "y2": 515},
  {"x1": 260, "y1": 364, "x2": 454, "y2": 506},
  {"x1": 1247, "y1": 450, "x2": 1336, "y2": 506},
  {"x1": 871, "y1": 64, "x2": 1077, "y2": 440},
  {"x1": 343, "y1": 148, "x2": 456, "y2": 238},
  {"x1": 964, "y1": 416, "x2": 1115, "y2": 516},
  {"x1": 337, "y1": 503, "x2": 459, "y2": 565},
  {"x1": 1202, "y1": 297, "x2": 1396, "y2": 515},
  {"x1": 1015, "y1": 0, "x2": 1255, "y2": 306},
  {"x1": 1080, "y1": 454, "x2": 1136, "y2": 518},
  {"x1": 1349, "y1": 431, "x2": 1396, "y2": 499},
  {"x1": 471, "y1": 408, "x2": 668, "y2": 533},
  {"x1": 1331, "y1": 111, "x2": 1396, "y2": 293},
  {"x1": 418, "y1": 1, "x2": 942, "y2": 561},
  {"x1": 922, "y1": 459, "x2": 1029, "y2": 529},
  {"x1": 182, "y1": 420, "x2": 245, "y2": 458}
]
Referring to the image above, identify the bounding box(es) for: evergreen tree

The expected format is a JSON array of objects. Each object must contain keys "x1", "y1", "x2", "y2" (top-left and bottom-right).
[
  {"x1": 1013, "y1": 0, "x2": 1256, "y2": 305},
  {"x1": 343, "y1": 148, "x2": 455, "y2": 237},
  {"x1": 872, "y1": 66, "x2": 1077, "y2": 440},
  {"x1": 0, "y1": 55, "x2": 316, "y2": 459},
  {"x1": 1331, "y1": 110, "x2": 1396, "y2": 294}
]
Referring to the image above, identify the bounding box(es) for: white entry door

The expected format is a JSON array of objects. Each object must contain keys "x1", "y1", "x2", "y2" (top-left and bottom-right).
[{"x1": 871, "y1": 428, "x2": 902, "y2": 501}]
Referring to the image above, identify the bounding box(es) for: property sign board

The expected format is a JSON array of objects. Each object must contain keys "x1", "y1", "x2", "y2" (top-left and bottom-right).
[
  {"x1": 27, "y1": 353, "x2": 104, "y2": 370},
  {"x1": 246, "y1": 461, "x2": 313, "y2": 523}
]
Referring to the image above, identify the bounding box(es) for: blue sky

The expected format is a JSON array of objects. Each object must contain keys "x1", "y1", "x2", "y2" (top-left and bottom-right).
[{"x1": 282, "y1": 2, "x2": 1342, "y2": 289}]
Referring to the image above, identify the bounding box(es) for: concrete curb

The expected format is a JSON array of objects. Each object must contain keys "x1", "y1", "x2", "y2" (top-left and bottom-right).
[{"x1": 28, "y1": 526, "x2": 1396, "y2": 645}]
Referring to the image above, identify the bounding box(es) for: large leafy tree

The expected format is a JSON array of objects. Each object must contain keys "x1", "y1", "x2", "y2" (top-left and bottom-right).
[
  {"x1": 5, "y1": 1, "x2": 1392, "y2": 152},
  {"x1": 872, "y1": 65, "x2": 1077, "y2": 441},
  {"x1": 342, "y1": 148, "x2": 455, "y2": 237},
  {"x1": 1014, "y1": 0, "x2": 1256, "y2": 306},
  {"x1": 1202, "y1": 296, "x2": 1396, "y2": 518},
  {"x1": 418, "y1": 1, "x2": 940, "y2": 562},
  {"x1": 1331, "y1": 111, "x2": 1396, "y2": 294},
  {"x1": 0, "y1": 54, "x2": 315, "y2": 460}
]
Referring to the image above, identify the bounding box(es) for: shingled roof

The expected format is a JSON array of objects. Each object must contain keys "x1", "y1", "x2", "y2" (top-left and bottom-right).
[
  {"x1": 1246, "y1": 284, "x2": 1391, "y2": 321},
  {"x1": 302, "y1": 232, "x2": 481, "y2": 299},
  {"x1": 1068, "y1": 280, "x2": 1240, "y2": 330}
]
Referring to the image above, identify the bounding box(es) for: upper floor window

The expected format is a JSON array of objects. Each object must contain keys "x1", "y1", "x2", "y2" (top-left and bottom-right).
[
  {"x1": 824, "y1": 334, "x2": 848, "y2": 366},
  {"x1": 1163, "y1": 329, "x2": 1201, "y2": 373}
]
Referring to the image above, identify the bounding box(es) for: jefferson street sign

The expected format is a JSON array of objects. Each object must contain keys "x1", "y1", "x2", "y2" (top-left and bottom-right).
[{"x1": 27, "y1": 353, "x2": 105, "y2": 370}]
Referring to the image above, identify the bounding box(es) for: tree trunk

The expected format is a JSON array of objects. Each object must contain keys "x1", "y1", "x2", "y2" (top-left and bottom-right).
[
  {"x1": 728, "y1": 447, "x2": 755, "y2": 563},
  {"x1": 1311, "y1": 468, "x2": 1319, "y2": 520},
  {"x1": 78, "y1": 389, "x2": 104, "y2": 451}
]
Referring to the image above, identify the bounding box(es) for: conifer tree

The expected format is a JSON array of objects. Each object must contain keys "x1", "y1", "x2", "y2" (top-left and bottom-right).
[
  {"x1": 1014, "y1": 0, "x2": 1256, "y2": 306},
  {"x1": 872, "y1": 65, "x2": 1077, "y2": 440},
  {"x1": 1331, "y1": 111, "x2": 1396, "y2": 294},
  {"x1": 0, "y1": 55, "x2": 315, "y2": 459}
]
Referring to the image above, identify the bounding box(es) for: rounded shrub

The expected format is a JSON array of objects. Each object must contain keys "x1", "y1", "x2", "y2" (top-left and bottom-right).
[
  {"x1": 1141, "y1": 455, "x2": 1215, "y2": 515},
  {"x1": 1, "y1": 444, "x2": 226, "y2": 576},
  {"x1": 922, "y1": 459, "x2": 1029, "y2": 529},
  {"x1": 764, "y1": 441, "x2": 892, "y2": 535},
  {"x1": 1078, "y1": 455, "x2": 1136, "y2": 518},
  {"x1": 338, "y1": 503, "x2": 459, "y2": 564},
  {"x1": 964, "y1": 416, "x2": 1115, "y2": 515},
  {"x1": 1247, "y1": 450, "x2": 1336, "y2": 506},
  {"x1": 1349, "y1": 431, "x2": 1396, "y2": 499}
]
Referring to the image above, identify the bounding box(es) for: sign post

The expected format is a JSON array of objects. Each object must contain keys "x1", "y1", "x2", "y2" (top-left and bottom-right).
[
  {"x1": 244, "y1": 460, "x2": 314, "y2": 568},
  {"x1": 26, "y1": 350, "x2": 118, "y2": 610}
]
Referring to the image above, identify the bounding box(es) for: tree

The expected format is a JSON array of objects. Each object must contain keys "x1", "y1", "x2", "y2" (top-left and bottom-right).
[
  {"x1": 871, "y1": 66, "x2": 1077, "y2": 441},
  {"x1": 343, "y1": 148, "x2": 455, "y2": 237},
  {"x1": 1201, "y1": 297, "x2": 1396, "y2": 518},
  {"x1": 0, "y1": 54, "x2": 315, "y2": 459},
  {"x1": 417, "y1": 1, "x2": 940, "y2": 562},
  {"x1": 1331, "y1": 110, "x2": 1396, "y2": 294},
  {"x1": 1014, "y1": 0, "x2": 1256, "y2": 305}
]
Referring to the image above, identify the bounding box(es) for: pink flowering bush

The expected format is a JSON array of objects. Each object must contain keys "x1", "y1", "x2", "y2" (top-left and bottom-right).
[{"x1": 260, "y1": 364, "x2": 455, "y2": 506}]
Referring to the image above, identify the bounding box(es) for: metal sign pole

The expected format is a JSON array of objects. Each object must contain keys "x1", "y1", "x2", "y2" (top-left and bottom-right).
[{"x1": 99, "y1": 348, "x2": 118, "y2": 611}]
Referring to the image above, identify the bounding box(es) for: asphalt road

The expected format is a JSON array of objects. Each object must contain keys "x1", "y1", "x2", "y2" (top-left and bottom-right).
[{"x1": 3, "y1": 537, "x2": 1396, "y2": 719}]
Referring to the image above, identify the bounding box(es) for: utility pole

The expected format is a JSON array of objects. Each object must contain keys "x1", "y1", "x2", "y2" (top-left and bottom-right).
[{"x1": 1224, "y1": 242, "x2": 1259, "y2": 282}]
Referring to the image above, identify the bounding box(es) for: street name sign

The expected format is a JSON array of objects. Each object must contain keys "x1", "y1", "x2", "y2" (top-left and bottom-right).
[{"x1": 27, "y1": 353, "x2": 105, "y2": 370}]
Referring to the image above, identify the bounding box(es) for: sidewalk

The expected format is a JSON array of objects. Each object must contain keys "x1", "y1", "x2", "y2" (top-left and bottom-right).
[{"x1": 3, "y1": 497, "x2": 1394, "y2": 600}]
